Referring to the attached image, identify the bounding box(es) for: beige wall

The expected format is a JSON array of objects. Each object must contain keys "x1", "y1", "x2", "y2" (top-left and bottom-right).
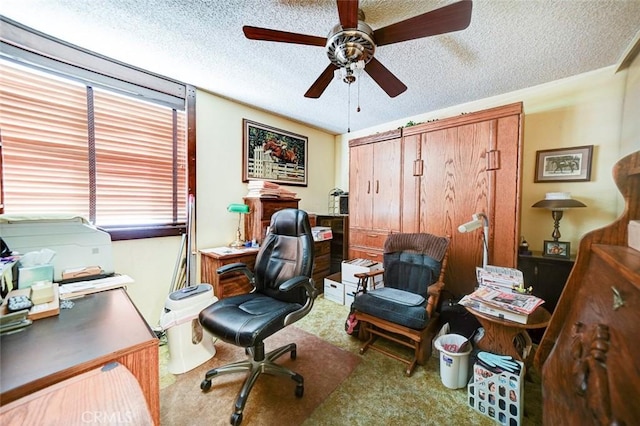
[
  {"x1": 116, "y1": 61, "x2": 638, "y2": 324},
  {"x1": 335, "y1": 65, "x2": 635, "y2": 256},
  {"x1": 114, "y1": 91, "x2": 337, "y2": 324}
]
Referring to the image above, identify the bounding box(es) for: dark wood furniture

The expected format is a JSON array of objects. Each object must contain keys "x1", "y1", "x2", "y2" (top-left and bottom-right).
[
  {"x1": 517, "y1": 252, "x2": 575, "y2": 314},
  {"x1": 200, "y1": 247, "x2": 259, "y2": 299},
  {"x1": 348, "y1": 103, "x2": 524, "y2": 297},
  {"x1": 316, "y1": 214, "x2": 349, "y2": 273},
  {"x1": 535, "y1": 151, "x2": 640, "y2": 425},
  {"x1": 0, "y1": 288, "x2": 159, "y2": 425},
  {"x1": 465, "y1": 305, "x2": 551, "y2": 369},
  {"x1": 243, "y1": 197, "x2": 300, "y2": 245},
  {"x1": 518, "y1": 252, "x2": 575, "y2": 342}
]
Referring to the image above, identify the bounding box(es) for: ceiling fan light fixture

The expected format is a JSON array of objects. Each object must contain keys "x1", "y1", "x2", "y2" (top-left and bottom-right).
[{"x1": 326, "y1": 22, "x2": 375, "y2": 68}]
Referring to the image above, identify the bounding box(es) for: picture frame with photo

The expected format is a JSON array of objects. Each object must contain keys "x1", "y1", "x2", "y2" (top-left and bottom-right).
[
  {"x1": 543, "y1": 240, "x2": 571, "y2": 259},
  {"x1": 242, "y1": 119, "x2": 308, "y2": 186},
  {"x1": 534, "y1": 145, "x2": 593, "y2": 182}
]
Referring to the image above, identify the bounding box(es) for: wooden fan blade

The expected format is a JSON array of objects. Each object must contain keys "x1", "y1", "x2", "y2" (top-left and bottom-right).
[
  {"x1": 337, "y1": 0, "x2": 359, "y2": 29},
  {"x1": 243, "y1": 26, "x2": 326, "y2": 46},
  {"x1": 305, "y1": 64, "x2": 338, "y2": 98},
  {"x1": 374, "y1": 0, "x2": 473, "y2": 46},
  {"x1": 364, "y1": 57, "x2": 407, "y2": 98}
]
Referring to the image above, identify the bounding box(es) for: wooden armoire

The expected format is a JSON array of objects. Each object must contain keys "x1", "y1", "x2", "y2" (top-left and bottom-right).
[
  {"x1": 534, "y1": 151, "x2": 640, "y2": 424},
  {"x1": 348, "y1": 102, "x2": 523, "y2": 297}
]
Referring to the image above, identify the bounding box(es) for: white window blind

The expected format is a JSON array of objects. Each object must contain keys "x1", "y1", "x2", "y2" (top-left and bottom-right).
[{"x1": 1, "y1": 60, "x2": 187, "y2": 230}]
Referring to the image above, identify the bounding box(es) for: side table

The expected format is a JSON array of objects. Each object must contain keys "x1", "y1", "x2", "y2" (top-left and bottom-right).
[
  {"x1": 465, "y1": 305, "x2": 551, "y2": 368},
  {"x1": 200, "y1": 247, "x2": 260, "y2": 299}
]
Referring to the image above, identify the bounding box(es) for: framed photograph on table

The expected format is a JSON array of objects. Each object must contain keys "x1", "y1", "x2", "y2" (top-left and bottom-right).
[
  {"x1": 534, "y1": 145, "x2": 593, "y2": 182},
  {"x1": 242, "y1": 119, "x2": 308, "y2": 186},
  {"x1": 543, "y1": 240, "x2": 571, "y2": 259}
]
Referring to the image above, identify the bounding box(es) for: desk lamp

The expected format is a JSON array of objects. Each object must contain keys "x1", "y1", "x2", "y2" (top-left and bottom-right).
[
  {"x1": 228, "y1": 203, "x2": 250, "y2": 248},
  {"x1": 532, "y1": 192, "x2": 586, "y2": 242},
  {"x1": 458, "y1": 212, "x2": 489, "y2": 269}
]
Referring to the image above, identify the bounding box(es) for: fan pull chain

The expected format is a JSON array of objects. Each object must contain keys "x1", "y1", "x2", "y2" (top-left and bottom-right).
[
  {"x1": 347, "y1": 80, "x2": 351, "y2": 133},
  {"x1": 357, "y1": 77, "x2": 361, "y2": 113}
]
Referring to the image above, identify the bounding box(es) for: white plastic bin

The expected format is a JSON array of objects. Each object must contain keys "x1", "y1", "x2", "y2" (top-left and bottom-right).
[
  {"x1": 160, "y1": 284, "x2": 217, "y2": 374},
  {"x1": 434, "y1": 333, "x2": 472, "y2": 389}
]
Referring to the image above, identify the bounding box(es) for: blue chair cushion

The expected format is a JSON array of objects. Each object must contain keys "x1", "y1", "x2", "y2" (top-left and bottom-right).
[{"x1": 366, "y1": 287, "x2": 425, "y2": 306}]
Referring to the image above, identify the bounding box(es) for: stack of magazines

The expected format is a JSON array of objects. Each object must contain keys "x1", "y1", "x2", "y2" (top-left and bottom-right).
[{"x1": 459, "y1": 266, "x2": 544, "y2": 324}]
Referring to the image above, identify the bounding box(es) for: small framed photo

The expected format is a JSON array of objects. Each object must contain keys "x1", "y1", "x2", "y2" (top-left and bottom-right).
[
  {"x1": 543, "y1": 240, "x2": 571, "y2": 259},
  {"x1": 534, "y1": 145, "x2": 593, "y2": 182}
]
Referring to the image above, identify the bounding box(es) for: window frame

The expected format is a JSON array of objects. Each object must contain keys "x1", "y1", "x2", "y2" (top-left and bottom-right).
[{"x1": 0, "y1": 17, "x2": 196, "y2": 240}]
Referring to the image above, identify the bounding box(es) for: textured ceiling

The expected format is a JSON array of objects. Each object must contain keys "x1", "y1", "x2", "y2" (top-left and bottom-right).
[{"x1": 1, "y1": 1, "x2": 639, "y2": 134}]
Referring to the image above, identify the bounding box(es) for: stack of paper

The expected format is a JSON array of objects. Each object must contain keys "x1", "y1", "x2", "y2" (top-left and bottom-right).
[
  {"x1": 246, "y1": 180, "x2": 297, "y2": 199},
  {"x1": 459, "y1": 286, "x2": 544, "y2": 324}
]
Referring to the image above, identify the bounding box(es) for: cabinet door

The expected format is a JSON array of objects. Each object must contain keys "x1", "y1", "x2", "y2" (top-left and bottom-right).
[
  {"x1": 349, "y1": 143, "x2": 374, "y2": 229},
  {"x1": 372, "y1": 138, "x2": 401, "y2": 232},
  {"x1": 420, "y1": 124, "x2": 488, "y2": 296}
]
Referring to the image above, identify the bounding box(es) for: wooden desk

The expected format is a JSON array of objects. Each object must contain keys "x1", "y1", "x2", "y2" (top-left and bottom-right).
[
  {"x1": 465, "y1": 305, "x2": 551, "y2": 367},
  {"x1": 0, "y1": 289, "x2": 159, "y2": 425}
]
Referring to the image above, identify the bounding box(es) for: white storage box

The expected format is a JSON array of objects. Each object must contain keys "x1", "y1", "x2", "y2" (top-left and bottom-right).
[
  {"x1": 467, "y1": 355, "x2": 524, "y2": 425},
  {"x1": 323, "y1": 272, "x2": 344, "y2": 304},
  {"x1": 629, "y1": 220, "x2": 640, "y2": 252},
  {"x1": 341, "y1": 259, "x2": 383, "y2": 285},
  {"x1": 344, "y1": 281, "x2": 359, "y2": 306}
]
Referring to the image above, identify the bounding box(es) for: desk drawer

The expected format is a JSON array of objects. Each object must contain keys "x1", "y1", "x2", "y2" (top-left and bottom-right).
[{"x1": 261, "y1": 200, "x2": 299, "y2": 219}]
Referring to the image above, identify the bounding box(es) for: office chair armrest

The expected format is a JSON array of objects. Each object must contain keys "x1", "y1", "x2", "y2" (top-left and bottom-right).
[
  {"x1": 217, "y1": 262, "x2": 255, "y2": 282},
  {"x1": 280, "y1": 276, "x2": 318, "y2": 326}
]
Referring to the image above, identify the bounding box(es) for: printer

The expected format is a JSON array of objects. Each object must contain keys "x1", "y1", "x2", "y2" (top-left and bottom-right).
[{"x1": 0, "y1": 215, "x2": 114, "y2": 282}]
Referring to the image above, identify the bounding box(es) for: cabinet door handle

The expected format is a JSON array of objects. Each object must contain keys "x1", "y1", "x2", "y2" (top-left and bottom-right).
[
  {"x1": 376, "y1": 180, "x2": 379, "y2": 194},
  {"x1": 612, "y1": 286, "x2": 625, "y2": 310},
  {"x1": 367, "y1": 180, "x2": 371, "y2": 194}
]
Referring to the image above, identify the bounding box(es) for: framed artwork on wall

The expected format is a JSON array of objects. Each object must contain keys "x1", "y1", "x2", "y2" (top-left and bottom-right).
[
  {"x1": 242, "y1": 119, "x2": 308, "y2": 186},
  {"x1": 543, "y1": 240, "x2": 571, "y2": 259},
  {"x1": 534, "y1": 145, "x2": 593, "y2": 182}
]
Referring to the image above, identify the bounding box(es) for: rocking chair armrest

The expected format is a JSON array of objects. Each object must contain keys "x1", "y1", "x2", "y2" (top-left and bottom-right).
[
  {"x1": 354, "y1": 269, "x2": 384, "y2": 279},
  {"x1": 426, "y1": 280, "x2": 445, "y2": 316}
]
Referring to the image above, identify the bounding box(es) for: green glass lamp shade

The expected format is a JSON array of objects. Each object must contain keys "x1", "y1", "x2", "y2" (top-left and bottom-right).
[{"x1": 228, "y1": 203, "x2": 250, "y2": 214}]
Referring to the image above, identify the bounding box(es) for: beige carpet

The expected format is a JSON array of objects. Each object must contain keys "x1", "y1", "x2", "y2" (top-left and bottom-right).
[{"x1": 160, "y1": 325, "x2": 361, "y2": 425}]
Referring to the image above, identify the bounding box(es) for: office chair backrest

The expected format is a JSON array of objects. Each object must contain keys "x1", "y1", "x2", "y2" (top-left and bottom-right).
[
  {"x1": 254, "y1": 208, "x2": 315, "y2": 304},
  {"x1": 383, "y1": 233, "x2": 450, "y2": 298}
]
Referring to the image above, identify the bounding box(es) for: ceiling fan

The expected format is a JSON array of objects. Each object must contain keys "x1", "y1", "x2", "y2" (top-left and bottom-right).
[{"x1": 243, "y1": 0, "x2": 473, "y2": 99}]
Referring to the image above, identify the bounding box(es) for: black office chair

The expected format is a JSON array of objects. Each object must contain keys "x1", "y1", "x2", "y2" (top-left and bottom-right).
[{"x1": 198, "y1": 208, "x2": 317, "y2": 426}]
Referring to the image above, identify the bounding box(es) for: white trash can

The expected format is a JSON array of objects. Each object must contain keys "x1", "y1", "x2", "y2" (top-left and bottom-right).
[
  {"x1": 434, "y1": 333, "x2": 472, "y2": 389},
  {"x1": 160, "y1": 284, "x2": 218, "y2": 374}
]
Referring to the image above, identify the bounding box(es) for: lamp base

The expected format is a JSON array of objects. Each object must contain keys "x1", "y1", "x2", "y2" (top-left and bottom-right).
[{"x1": 229, "y1": 239, "x2": 245, "y2": 248}]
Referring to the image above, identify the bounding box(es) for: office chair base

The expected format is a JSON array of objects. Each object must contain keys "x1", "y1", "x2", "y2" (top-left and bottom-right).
[{"x1": 200, "y1": 342, "x2": 304, "y2": 425}]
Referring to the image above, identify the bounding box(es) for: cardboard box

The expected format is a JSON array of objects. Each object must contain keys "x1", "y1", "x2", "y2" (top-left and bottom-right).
[
  {"x1": 341, "y1": 259, "x2": 383, "y2": 286},
  {"x1": 323, "y1": 272, "x2": 344, "y2": 305},
  {"x1": 629, "y1": 220, "x2": 640, "y2": 252},
  {"x1": 344, "y1": 281, "x2": 359, "y2": 306},
  {"x1": 467, "y1": 356, "x2": 524, "y2": 426}
]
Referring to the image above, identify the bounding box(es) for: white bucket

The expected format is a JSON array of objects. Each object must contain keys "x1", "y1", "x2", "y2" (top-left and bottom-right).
[{"x1": 434, "y1": 334, "x2": 472, "y2": 389}]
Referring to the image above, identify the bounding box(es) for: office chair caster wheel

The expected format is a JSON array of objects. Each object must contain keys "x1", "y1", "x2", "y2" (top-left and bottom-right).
[
  {"x1": 200, "y1": 379, "x2": 212, "y2": 392},
  {"x1": 230, "y1": 412, "x2": 242, "y2": 425},
  {"x1": 295, "y1": 384, "x2": 304, "y2": 398},
  {"x1": 291, "y1": 348, "x2": 297, "y2": 360}
]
